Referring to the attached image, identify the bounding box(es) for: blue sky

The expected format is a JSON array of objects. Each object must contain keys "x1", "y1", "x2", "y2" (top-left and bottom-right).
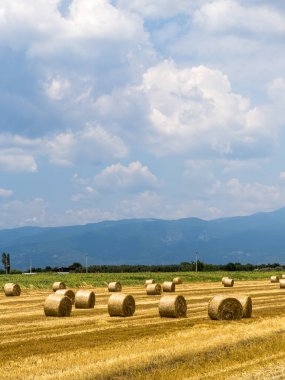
[{"x1": 1, "y1": 0, "x2": 285, "y2": 228}]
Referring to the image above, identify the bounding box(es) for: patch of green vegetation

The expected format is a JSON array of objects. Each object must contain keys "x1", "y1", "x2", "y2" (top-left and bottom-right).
[{"x1": 0, "y1": 271, "x2": 280, "y2": 289}]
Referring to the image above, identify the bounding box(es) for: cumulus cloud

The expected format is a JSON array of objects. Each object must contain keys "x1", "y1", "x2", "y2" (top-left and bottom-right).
[
  {"x1": 0, "y1": 0, "x2": 147, "y2": 52},
  {"x1": 117, "y1": 0, "x2": 191, "y2": 19},
  {"x1": 136, "y1": 60, "x2": 274, "y2": 157},
  {"x1": 194, "y1": 0, "x2": 285, "y2": 34},
  {"x1": 47, "y1": 123, "x2": 128, "y2": 166},
  {"x1": 93, "y1": 161, "x2": 158, "y2": 192},
  {"x1": 0, "y1": 150, "x2": 37, "y2": 172}
]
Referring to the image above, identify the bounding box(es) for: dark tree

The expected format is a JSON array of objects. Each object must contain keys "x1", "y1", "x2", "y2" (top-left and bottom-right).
[{"x1": 2, "y1": 252, "x2": 10, "y2": 274}]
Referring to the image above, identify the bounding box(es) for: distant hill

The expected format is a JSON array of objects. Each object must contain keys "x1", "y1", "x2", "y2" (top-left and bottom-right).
[{"x1": 1, "y1": 208, "x2": 285, "y2": 269}]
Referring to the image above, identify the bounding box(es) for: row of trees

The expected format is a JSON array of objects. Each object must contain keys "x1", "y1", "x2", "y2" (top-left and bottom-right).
[
  {"x1": 26, "y1": 261, "x2": 285, "y2": 273},
  {"x1": 1, "y1": 253, "x2": 284, "y2": 273}
]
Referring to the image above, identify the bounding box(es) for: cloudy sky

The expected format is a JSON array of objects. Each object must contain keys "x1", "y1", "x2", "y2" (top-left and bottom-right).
[{"x1": 1, "y1": 0, "x2": 285, "y2": 228}]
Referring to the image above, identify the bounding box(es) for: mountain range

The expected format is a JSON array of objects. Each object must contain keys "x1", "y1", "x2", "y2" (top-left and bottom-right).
[{"x1": 1, "y1": 207, "x2": 285, "y2": 269}]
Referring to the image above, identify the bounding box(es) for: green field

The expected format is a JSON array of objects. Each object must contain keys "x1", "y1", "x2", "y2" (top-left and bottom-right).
[{"x1": 0, "y1": 271, "x2": 282, "y2": 289}]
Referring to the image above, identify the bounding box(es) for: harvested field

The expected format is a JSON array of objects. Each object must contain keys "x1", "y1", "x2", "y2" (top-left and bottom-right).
[{"x1": 0, "y1": 278, "x2": 285, "y2": 379}]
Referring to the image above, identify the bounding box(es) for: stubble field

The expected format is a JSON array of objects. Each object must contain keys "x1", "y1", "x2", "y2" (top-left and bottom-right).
[{"x1": 0, "y1": 274, "x2": 285, "y2": 379}]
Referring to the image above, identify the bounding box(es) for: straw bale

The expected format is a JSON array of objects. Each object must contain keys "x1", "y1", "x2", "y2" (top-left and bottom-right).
[
  {"x1": 159, "y1": 295, "x2": 187, "y2": 318},
  {"x1": 146, "y1": 283, "x2": 162, "y2": 295},
  {"x1": 108, "y1": 293, "x2": 135, "y2": 317},
  {"x1": 162, "y1": 281, "x2": 175, "y2": 292},
  {"x1": 221, "y1": 277, "x2": 229, "y2": 284},
  {"x1": 279, "y1": 279, "x2": 285, "y2": 289},
  {"x1": 270, "y1": 275, "x2": 280, "y2": 283},
  {"x1": 44, "y1": 294, "x2": 72, "y2": 317},
  {"x1": 145, "y1": 279, "x2": 155, "y2": 286},
  {"x1": 55, "y1": 289, "x2": 75, "y2": 304},
  {"x1": 52, "y1": 281, "x2": 66, "y2": 292},
  {"x1": 236, "y1": 295, "x2": 252, "y2": 318},
  {"x1": 108, "y1": 282, "x2": 122, "y2": 292},
  {"x1": 281, "y1": 274, "x2": 285, "y2": 279},
  {"x1": 173, "y1": 277, "x2": 183, "y2": 284},
  {"x1": 223, "y1": 278, "x2": 234, "y2": 287},
  {"x1": 4, "y1": 283, "x2": 21, "y2": 296},
  {"x1": 208, "y1": 295, "x2": 243, "y2": 320},
  {"x1": 75, "y1": 290, "x2": 95, "y2": 309}
]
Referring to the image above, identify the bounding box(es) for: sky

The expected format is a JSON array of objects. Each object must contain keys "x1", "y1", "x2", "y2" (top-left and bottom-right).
[{"x1": 1, "y1": 0, "x2": 285, "y2": 229}]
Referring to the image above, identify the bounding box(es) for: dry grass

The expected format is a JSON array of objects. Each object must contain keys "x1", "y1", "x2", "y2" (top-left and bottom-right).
[{"x1": 0, "y1": 279, "x2": 285, "y2": 379}]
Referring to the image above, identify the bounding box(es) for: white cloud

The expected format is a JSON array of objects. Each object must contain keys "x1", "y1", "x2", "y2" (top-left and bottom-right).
[
  {"x1": 0, "y1": 0, "x2": 147, "y2": 53},
  {"x1": 118, "y1": 191, "x2": 163, "y2": 218},
  {"x1": 194, "y1": 0, "x2": 285, "y2": 35},
  {"x1": 225, "y1": 178, "x2": 285, "y2": 211},
  {"x1": 0, "y1": 149, "x2": 37, "y2": 172},
  {"x1": 45, "y1": 77, "x2": 70, "y2": 100},
  {"x1": 0, "y1": 188, "x2": 13, "y2": 197},
  {"x1": 94, "y1": 161, "x2": 158, "y2": 191},
  {"x1": 53, "y1": 206, "x2": 117, "y2": 225},
  {"x1": 117, "y1": 0, "x2": 191, "y2": 19},
  {"x1": 137, "y1": 60, "x2": 274, "y2": 157},
  {"x1": 47, "y1": 123, "x2": 128, "y2": 166}
]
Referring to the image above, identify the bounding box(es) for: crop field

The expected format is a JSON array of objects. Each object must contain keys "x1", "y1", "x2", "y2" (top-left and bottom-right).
[{"x1": 0, "y1": 273, "x2": 285, "y2": 379}]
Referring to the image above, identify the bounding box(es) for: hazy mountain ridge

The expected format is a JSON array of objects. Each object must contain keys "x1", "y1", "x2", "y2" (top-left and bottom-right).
[{"x1": 1, "y1": 208, "x2": 285, "y2": 269}]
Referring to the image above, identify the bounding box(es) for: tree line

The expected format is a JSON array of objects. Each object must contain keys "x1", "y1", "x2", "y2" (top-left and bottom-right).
[
  {"x1": 1, "y1": 251, "x2": 284, "y2": 273},
  {"x1": 23, "y1": 261, "x2": 285, "y2": 273}
]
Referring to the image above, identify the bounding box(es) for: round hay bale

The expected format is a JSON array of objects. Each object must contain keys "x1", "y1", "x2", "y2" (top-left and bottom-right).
[
  {"x1": 4, "y1": 283, "x2": 21, "y2": 296},
  {"x1": 52, "y1": 281, "x2": 66, "y2": 292},
  {"x1": 146, "y1": 283, "x2": 162, "y2": 295},
  {"x1": 108, "y1": 293, "x2": 135, "y2": 317},
  {"x1": 44, "y1": 294, "x2": 72, "y2": 317},
  {"x1": 75, "y1": 290, "x2": 95, "y2": 309},
  {"x1": 173, "y1": 277, "x2": 183, "y2": 285},
  {"x1": 221, "y1": 277, "x2": 229, "y2": 284},
  {"x1": 208, "y1": 295, "x2": 243, "y2": 320},
  {"x1": 279, "y1": 279, "x2": 285, "y2": 289},
  {"x1": 145, "y1": 279, "x2": 155, "y2": 286},
  {"x1": 270, "y1": 275, "x2": 280, "y2": 283},
  {"x1": 162, "y1": 281, "x2": 175, "y2": 292},
  {"x1": 159, "y1": 295, "x2": 187, "y2": 318},
  {"x1": 223, "y1": 278, "x2": 234, "y2": 287},
  {"x1": 108, "y1": 282, "x2": 122, "y2": 292},
  {"x1": 55, "y1": 289, "x2": 75, "y2": 304},
  {"x1": 236, "y1": 295, "x2": 252, "y2": 318},
  {"x1": 281, "y1": 274, "x2": 285, "y2": 279}
]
